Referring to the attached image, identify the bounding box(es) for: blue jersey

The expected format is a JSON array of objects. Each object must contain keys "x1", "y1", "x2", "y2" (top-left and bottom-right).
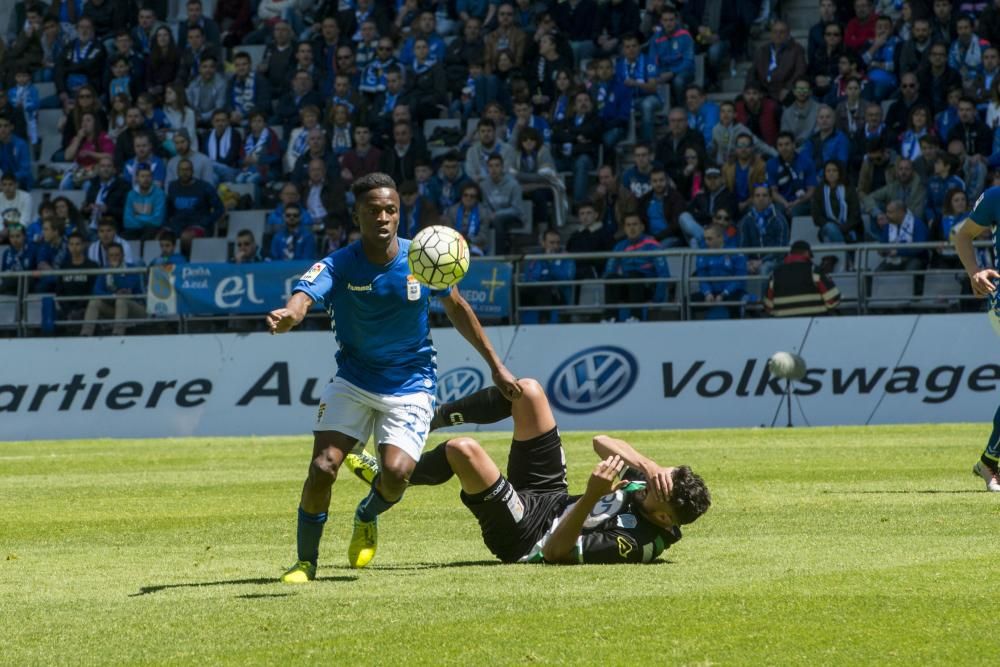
[
  {"x1": 969, "y1": 186, "x2": 1000, "y2": 272},
  {"x1": 292, "y1": 239, "x2": 450, "y2": 396}
]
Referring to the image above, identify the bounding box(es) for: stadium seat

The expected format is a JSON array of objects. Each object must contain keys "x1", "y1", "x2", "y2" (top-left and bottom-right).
[
  {"x1": 790, "y1": 216, "x2": 820, "y2": 246},
  {"x1": 239, "y1": 44, "x2": 267, "y2": 68},
  {"x1": 142, "y1": 240, "x2": 163, "y2": 265},
  {"x1": 32, "y1": 189, "x2": 86, "y2": 209},
  {"x1": 0, "y1": 295, "x2": 17, "y2": 326},
  {"x1": 190, "y1": 237, "x2": 229, "y2": 263},
  {"x1": 831, "y1": 272, "x2": 859, "y2": 305},
  {"x1": 225, "y1": 209, "x2": 267, "y2": 243},
  {"x1": 694, "y1": 54, "x2": 705, "y2": 87},
  {"x1": 23, "y1": 293, "x2": 55, "y2": 326},
  {"x1": 922, "y1": 271, "x2": 963, "y2": 309},
  {"x1": 869, "y1": 273, "x2": 913, "y2": 309},
  {"x1": 35, "y1": 82, "x2": 56, "y2": 99},
  {"x1": 666, "y1": 253, "x2": 684, "y2": 280},
  {"x1": 126, "y1": 240, "x2": 142, "y2": 264},
  {"x1": 38, "y1": 109, "x2": 62, "y2": 141},
  {"x1": 225, "y1": 182, "x2": 256, "y2": 201},
  {"x1": 575, "y1": 282, "x2": 605, "y2": 317},
  {"x1": 507, "y1": 198, "x2": 533, "y2": 235}
]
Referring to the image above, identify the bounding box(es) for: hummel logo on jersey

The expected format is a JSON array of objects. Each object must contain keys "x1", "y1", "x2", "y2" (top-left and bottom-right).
[{"x1": 347, "y1": 283, "x2": 373, "y2": 292}]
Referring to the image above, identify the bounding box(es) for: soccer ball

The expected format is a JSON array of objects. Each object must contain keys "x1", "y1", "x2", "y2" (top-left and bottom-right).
[{"x1": 407, "y1": 226, "x2": 471, "y2": 289}]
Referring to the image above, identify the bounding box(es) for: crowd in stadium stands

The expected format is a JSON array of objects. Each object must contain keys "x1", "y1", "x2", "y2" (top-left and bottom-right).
[{"x1": 0, "y1": 0, "x2": 998, "y2": 332}]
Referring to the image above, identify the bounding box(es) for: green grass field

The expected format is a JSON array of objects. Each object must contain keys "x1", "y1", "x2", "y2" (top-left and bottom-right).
[{"x1": 2, "y1": 425, "x2": 999, "y2": 666}]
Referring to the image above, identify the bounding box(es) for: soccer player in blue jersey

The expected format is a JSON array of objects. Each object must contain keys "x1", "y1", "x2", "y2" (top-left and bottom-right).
[
  {"x1": 266, "y1": 172, "x2": 523, "y2": 581},
  {"x1": 954, "y1": 186, "x2": 1000, "y2": 492}
]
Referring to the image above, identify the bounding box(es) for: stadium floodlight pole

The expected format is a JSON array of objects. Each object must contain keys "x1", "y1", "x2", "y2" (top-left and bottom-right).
[{"x1": 767, "y1": 352, "x2": 807, "y2": 428}]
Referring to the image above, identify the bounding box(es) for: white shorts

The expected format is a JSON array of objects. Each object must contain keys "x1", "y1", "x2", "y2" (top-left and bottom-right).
[{"x1": 314, "y1": 377, "x2": 435, "y2": 462}]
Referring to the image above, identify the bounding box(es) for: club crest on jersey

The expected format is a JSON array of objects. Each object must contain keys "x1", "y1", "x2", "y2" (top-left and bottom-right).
[
  {"x1": 301, "y1": 262, "x2": 325, "y2": 283},
  {"x1": 406, "y1": 275, "x2": 421, "y2": 301}
]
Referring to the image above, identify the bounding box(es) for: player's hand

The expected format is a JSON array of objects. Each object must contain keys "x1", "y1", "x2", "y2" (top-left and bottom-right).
[
  {"x1": 492, "y1": 367, "x2": 524, "y2": 401},
  {"x1": 643, "y1": 463, "x2": 672, "y2": 502},
  {"x1": 266, "y1": 308, "x2": 299, "y2": 334},
  {"x1": 585, "y1": 455, "x2": 627, "y2": 499},
  {"x1": 970, "y1": 269, "x2": 1000, "y2": 297}
]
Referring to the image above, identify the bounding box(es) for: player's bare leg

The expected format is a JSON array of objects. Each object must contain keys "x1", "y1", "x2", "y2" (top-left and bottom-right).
[
  {"x1": 281, "y1": 430, "x2": 355, "y2": 583},
  {"x1": 510, "y1": 379, "x2": 557, "y2": 443},
  {"x1": 443, "y1": 437, "x2": 504, "y2": 494},
  {"x1": 301, "y1": 430, "x2": 357, "y2": 512}
]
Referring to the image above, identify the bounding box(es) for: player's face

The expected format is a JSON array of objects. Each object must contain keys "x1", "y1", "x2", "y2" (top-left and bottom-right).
[
  {"x1": 638, "y1": 469, "x2": 677, "y2": 529},
  {"x1": 355, "y1": 188, "x2": 400, "y2": 246}
]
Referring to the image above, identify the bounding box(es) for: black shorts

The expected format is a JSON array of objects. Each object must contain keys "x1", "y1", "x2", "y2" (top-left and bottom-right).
[{"x1": 461, "y1": 427, "x2": 570, "y2": 562}]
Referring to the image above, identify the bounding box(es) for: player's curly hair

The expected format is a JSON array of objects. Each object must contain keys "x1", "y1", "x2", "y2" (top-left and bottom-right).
[
  {"x1": 669, "y1": 466, "x2": 711, "y2": 525},
  {"x1": 352, "y1": 172, "x2": 397, "y2": 198}
]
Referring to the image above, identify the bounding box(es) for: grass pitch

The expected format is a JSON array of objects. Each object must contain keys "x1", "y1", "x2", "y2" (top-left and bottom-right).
[{"x1": 2, "y1": 425, "x2": 998, "y2": 666}]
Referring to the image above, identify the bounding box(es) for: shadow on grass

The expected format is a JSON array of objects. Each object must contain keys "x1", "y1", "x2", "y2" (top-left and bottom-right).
[
  {"x1": 131, "y1": 575, "x2": 358, "y2": 597},
  {"x1": 235, "y1": 593, "x2": 296, "y2": 599},
  {"x1": 822, "y1": 490, "x2": 984, "y2": 495},
  {"x1": 360, "y1": 560, "x2": 503, "y2": 571}
]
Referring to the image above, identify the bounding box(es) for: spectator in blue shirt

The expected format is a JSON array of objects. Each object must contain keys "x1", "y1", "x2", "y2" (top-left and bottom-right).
[
  {"x1": 270, "y1": 203, "x2": 317, "y2": 261},
  {"x1": 739, "y1": 185, "x2": 789, "y2": 279},
  {"x1": 925, "y1": 152, "x2": 966, "y2": 226},
  {"x1": 520, "y1": 228, "x2": 576, "y2": 324},
  {"x1": 621, "y1": 143, "x2": 655, "y2": 200},
  {"x1": 0, "y1": 116, "x2": 32, "y2": 189},
  {"x1": 685, "y1": 85, "x2": 720, "y2": 146},
  {"x1": 147, "y1": 229, "x2": 187, "y2": 266},
  {"x1": 0, "y1": 223, "x2": 34, "y2": 294},
  {"x1": 767, "y1": 131, "x2": 818, "y2": 217},
  {"x1": 862, "y1": 16, "x2": 901, "y2": 101},
  {"x1": 267, "y1": 182, "x2": 315, "y2": 231},
  {"x1": 80, "y1": 241, "x2": 146, "y2": 336},
  {"x1": 604, "y1": 212, "x2": 671, "y2": 321},
  {"x1": 399, "y1": 11, "x2": 447, "y2": 67},
  {"x1": 691, "y1": 223, "x2": 747, "y2": 319},
  {"x1": 802, "y1": 105, "x2": 850, "y2": 172},
  {"x1": 507, "y1": 97, "x2": 552, "y2": 146},
  {"x1": 876, "y1": 199, "x2": 928, "y2": 272},
  {"x1": 123, "y1": 166, "x2": 166, "y2": 240},
  {"x1": 616, "y1": 33, "x2": 660, "y2": 143},
  {"x1": 166, "y1": 158, "x2": 225, "y2": 238},
  {"x1": 651, "y1": 8, "x2": 694, "y2": 110},
  {"x1": 123, "y1": 133, "x2": 166, "y2": 189},
  {"x1": 592, "y1": 58, "x2": 630, "y2": 156}
]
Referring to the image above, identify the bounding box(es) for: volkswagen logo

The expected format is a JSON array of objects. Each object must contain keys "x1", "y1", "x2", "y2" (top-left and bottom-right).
[
  {"x1": 437, "y1": 367, "x2": 485, "y2": 403},
  {"x1": 548, "y1": 346, "x2": 638, "y2": 414}
]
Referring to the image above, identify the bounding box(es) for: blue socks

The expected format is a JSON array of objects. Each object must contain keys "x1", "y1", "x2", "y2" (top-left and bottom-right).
[
  {"x1": 356, "y1": 480, "x2": 398, "y2": 523},
  {"x1": 297, "y1": 507, "x2": 327, "y2": 566}
]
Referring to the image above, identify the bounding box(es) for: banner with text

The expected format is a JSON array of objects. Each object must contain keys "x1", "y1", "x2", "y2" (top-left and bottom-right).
[
  {"x1": 2, "y1": 315, "x2": 998, "y2": 440},
  {"x1": 146, "y1": 259, "x2": 511, "y2": 318}
]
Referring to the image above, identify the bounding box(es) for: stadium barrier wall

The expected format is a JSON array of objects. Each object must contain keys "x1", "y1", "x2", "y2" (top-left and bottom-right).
[{"x1": 2, "y1": 313, "x2": 998, "y2": 440}]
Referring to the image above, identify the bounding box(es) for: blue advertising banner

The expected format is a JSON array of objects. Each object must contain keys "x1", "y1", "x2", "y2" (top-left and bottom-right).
[
  {"x1": 147, "y1": 259, "x2": 512, "y2": 318},
  {"x1": 429, "y1": 259, "x2": 511, "y2": 319}
]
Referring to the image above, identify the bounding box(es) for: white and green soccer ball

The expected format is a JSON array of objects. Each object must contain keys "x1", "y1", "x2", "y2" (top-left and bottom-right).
[{"x1": 407, "y1": 225, "x2": 471, "y2": 290}]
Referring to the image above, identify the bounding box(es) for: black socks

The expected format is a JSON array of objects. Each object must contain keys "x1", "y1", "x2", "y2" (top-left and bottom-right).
[
  {"x1": 430, "y1": 386, "x2": 512, "y2": 431},
  {"x1": 409, "y1": 442, "x2": 455, "y2": 486}
]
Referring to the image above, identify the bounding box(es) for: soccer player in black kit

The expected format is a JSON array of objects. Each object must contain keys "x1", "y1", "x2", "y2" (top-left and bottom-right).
[{"x1": 347, "y1": 378, "x2": 711, "y2": 564}]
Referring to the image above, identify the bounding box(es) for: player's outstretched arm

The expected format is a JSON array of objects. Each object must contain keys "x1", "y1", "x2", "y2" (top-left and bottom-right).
[
  {"x1": 266, "y1": 292, "x2": 315, "y2": 334},
  {"x1": 440, "y1": 289, "x2": 523, "y2": 400},
  {"x1": 593, "y1": 434, "x2": 671, "y2": 502},
  {"x1": 542, "y1": 455, "x2": 627, "y2": 564},
  {"x1": 954, "y1": 219, "x2": 1000, "y2": 297}
]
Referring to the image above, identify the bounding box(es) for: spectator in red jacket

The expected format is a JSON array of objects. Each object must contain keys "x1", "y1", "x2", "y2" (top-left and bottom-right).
[
  {"x1": 735, "y1": 83, "x2": 780, "y2": 146},
  {"x1": 845, "y1": 0, "x2": 877, "y2": 52}
]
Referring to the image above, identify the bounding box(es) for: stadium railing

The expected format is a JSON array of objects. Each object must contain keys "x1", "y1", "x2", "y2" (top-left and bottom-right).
[{"x1": 0, "y1": 241, "x2": 990, "y2": 337}]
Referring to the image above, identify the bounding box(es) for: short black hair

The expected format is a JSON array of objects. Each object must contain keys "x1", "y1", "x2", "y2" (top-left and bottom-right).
[
  {"x1": 158, "y1": 228, "x2": 177, "y2": 243},
  {"x1": 669, "y1": 466, "x2": 711, "y2": 525},
  {"x1": 351, "y1": 172, "x2": 397, "y2": 199},
  {"x1": 0, "y1": 172, "x2": 15, "y2": 182},
  {"x1": 67, "y1": 231, "x2": 86, "y2": 243}
]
